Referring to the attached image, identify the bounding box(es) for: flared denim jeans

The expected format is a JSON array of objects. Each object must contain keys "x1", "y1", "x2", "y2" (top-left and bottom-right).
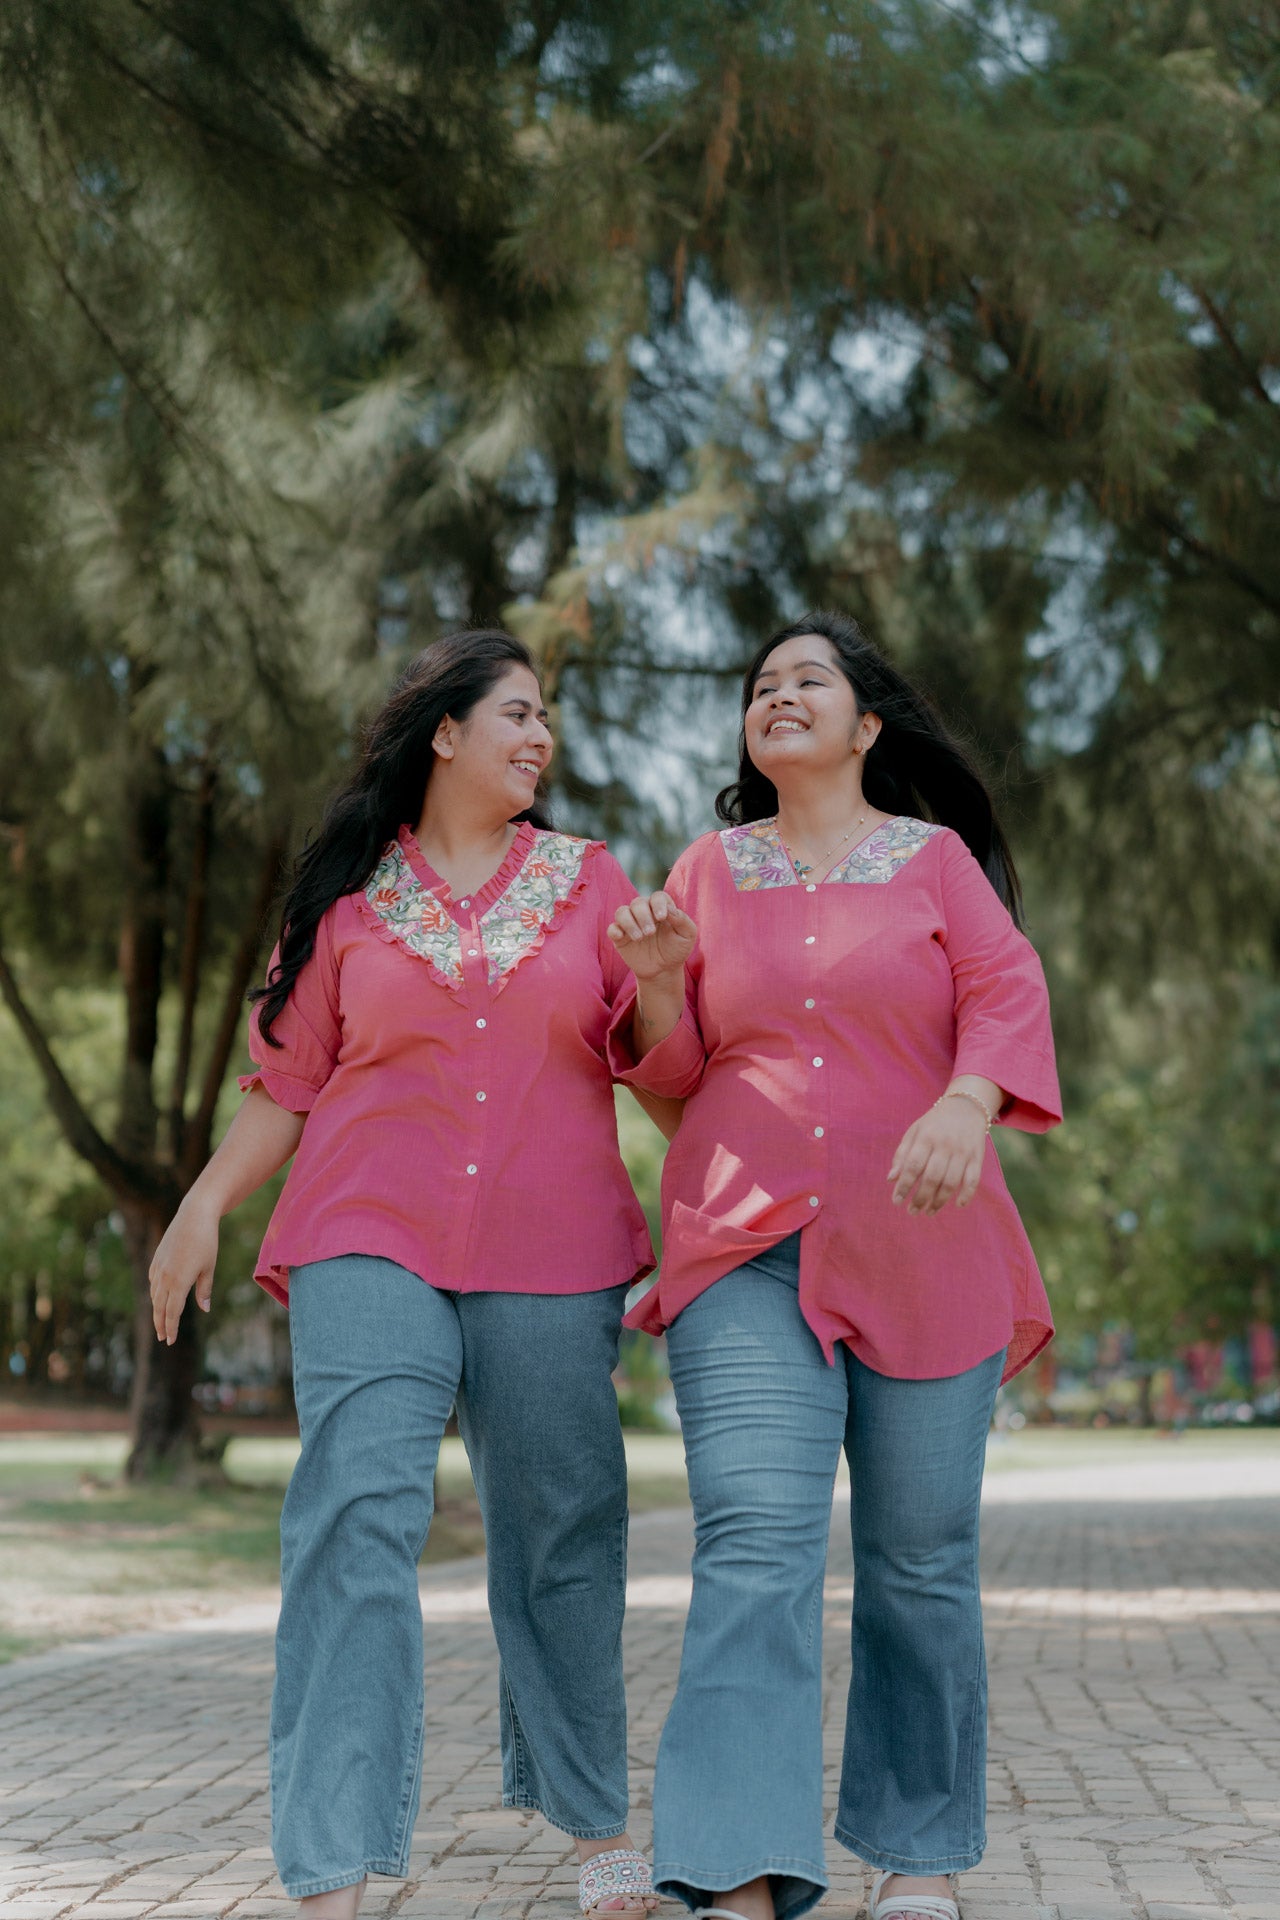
[
  {"x1": 271, "y1": 1255, "x2": 633, "y2": 1899},
  {"x1": 654, "y1": 1233, "x2": 1004, "y2": 1920}
]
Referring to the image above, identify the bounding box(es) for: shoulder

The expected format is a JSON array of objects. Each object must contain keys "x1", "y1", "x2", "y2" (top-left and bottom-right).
[
  {"x1": 688, "y1": 827, "x2": 732, "y2": 864},
  {"x1": 524, "y1": 827, "x2": 603, "y2": 879},
  {"x1": 882, "y1": 815, "x2": 948, "y2": 855},
  {"x1": 668, "y1": 827, "x2": 735, "y2": 893}
]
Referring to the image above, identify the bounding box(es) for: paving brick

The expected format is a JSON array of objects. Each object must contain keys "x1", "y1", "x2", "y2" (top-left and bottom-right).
[{"x1": 2, "y1": 1463, "x2": 1278, "y2": 1919}]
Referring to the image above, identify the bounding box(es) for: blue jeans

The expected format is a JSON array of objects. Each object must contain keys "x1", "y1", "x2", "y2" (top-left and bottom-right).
[
  {"x1": 272, "y1": 1255, "x2": 632, "y2": 1899},
  {"x1": 654, "y1": 1234, "x2": 1003, "y2": 1920}
]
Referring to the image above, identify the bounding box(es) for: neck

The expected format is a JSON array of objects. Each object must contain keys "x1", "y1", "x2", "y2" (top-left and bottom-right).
[
  {"x1": 415, "y1": 782, "x2": 518, "y2": 864},
  {"x1": 772, "y1": 767, "x2": 868, "y2": 848}
]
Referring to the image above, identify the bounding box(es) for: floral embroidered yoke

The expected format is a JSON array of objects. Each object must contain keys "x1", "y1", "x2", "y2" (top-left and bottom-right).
[
  {"x1": 240, "y1": 822, "x2": 653, "y2": 1305},
  {"x1": 361, "y1": 826, "x2": 593, "y2": 994},
  {"x1": 721, "y1": 815, "x2": 942, "y2": 891}
]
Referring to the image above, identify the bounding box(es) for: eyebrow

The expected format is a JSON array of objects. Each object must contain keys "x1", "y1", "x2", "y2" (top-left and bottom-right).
[
  {"x1": 754, "y1": 658, "x2": 835, "y2": 685},
  {"x1": 502, "y1": 698, "x2": 550, "y2": 721}
]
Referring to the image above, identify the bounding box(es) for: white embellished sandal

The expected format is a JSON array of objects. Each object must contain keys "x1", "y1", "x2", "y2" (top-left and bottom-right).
[
  {"x1": 868, "y1": 1871, "x2": 959, "y2": 1920},
  {"x1": 578, "y1": 1847, "x2": 659, "y2": 1914},
  {"x1": 693, "y1": 1908, "x2": 756, "y2": 1920}
]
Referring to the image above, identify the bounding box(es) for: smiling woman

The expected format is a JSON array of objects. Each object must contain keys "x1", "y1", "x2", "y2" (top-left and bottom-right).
[
  {"x1": 608, "y1": 610, "x2": 1061, "y2": 1920},
  {"x1": 146, "y1": 630, "x2": 663, "y2": 1920}
]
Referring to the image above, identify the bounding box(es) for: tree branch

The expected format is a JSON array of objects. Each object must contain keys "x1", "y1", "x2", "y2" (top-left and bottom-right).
[
  {"x1": 167, "y1": 761, "x2": 216, "y2": 1162},
  {"x1": 182, "y1": 834, "x2": 287, "y2": 1182},
  {"x1": 0, "y1": 927, "x2": 167, "y2": 1206},
  {"x1": 1195, "y1": 289, "x2": 1278, "y2": 411},
  {"x1": 1145, "y1": 506, "x2": 1280, "y2": 620}
]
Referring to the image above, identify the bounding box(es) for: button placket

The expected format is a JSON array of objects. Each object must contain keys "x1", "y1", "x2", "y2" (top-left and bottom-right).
[
  {"x1": 451, "y1": 908, "x2": 493, "y2": 1272},
  {"x1": 802, "y1": 905, "x2": 828, "y2": 1216}
]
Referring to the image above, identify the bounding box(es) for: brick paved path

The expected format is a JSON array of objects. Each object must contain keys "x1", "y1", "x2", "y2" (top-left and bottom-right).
[{"x1": 2, "y1": 1452, "x2": 1278, "y2": 1920}]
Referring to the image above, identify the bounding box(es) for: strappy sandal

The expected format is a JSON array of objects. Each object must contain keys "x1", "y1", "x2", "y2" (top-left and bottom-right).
[
  {"x1": 868, "y1": 1871, "x2": 959, "y2": 1920},
  {"x1": 578, "y1": 1847, "x2": 659, "y2": 1914}
]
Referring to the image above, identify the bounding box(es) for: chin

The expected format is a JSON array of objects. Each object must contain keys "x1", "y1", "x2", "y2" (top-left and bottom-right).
[{"x1": 753, "y1": 742, "x2": 805, "y2": 769}]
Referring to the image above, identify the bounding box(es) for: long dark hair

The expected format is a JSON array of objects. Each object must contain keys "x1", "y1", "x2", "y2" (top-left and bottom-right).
[
  {"x1": 716, "y1": 610, "x2": 1025, "y2": 925},
  {"x1": 253, "y1": 628, "x2": 551, "y2": 1045}
]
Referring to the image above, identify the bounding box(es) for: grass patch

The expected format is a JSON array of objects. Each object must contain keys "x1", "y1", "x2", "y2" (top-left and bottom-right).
[
  {"x1": 4, "y1": 1425, "x2": 1271, "y2": 1665},
  {"x1": 0, "y1": 1430, "x2": 693, "y2": 1663}
]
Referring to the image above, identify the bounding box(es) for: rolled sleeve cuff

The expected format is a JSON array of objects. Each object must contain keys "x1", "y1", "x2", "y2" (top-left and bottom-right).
[
  {"x1": 952, "y1": 1038, "x2": 1062, "y2": 1134},
  {"x1": 237, "y1": 1067, "x2": 323, "y2": 1115},
  {"x1": 606, "y1": 986, "x2": 706, "y2": 1099}
]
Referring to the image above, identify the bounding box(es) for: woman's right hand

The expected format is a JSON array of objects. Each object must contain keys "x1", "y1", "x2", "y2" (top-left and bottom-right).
[
  {"x1": 607, "y1": 892, "x2": 698, "y2": 981},
  {"x1": 149, "y1": 1194, "x2": 221, "y2": 1346}
]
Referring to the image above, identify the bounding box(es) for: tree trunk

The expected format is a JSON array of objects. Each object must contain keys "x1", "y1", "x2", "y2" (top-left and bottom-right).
[
  {"x1": 123, "y1": 1200, "x2": 211, "y2": 1481},
  {"x1": 117, "y1": 729, "x2": 211, "y2": 1478}
]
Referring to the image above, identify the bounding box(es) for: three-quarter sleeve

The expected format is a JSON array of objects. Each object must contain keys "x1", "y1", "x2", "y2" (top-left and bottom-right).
[
  {"x1": 606, "y1": 975, "x2": 707, "y2": 1097},
  {"x1": 595, "y1": 849, "x2": 645, "y2": 1011},
  {"x1": 938, "y1": 833, "x2": 1062, "y2": 1133},
  {"x1": 602, "y1": 850, "x2": 708, "y2": 1097},
  {"x1": 239, "y1": 909, "x2": 342, "y2": 1114}
]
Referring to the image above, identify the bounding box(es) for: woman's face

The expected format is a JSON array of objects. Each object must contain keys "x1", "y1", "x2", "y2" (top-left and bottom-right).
[
  {"x1": 436, "y1": 665, "x2": 554, "y2": 814},
  {"x1": 744, "y1": 635, "x2": 874, "y2": 780}
]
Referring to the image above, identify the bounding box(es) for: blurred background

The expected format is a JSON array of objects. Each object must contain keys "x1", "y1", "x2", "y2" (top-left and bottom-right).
[{"x1": 0, "y1": 1, "x2": 1277, "y2": 1495}]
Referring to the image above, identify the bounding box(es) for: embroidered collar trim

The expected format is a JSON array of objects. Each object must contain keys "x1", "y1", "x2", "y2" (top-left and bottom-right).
[
  {"x1": 356, "y1": 826, "x2": 599, "y2": 995},
  {"x1": 719, "y1": 815, "x2": 942, "y2": 892}
]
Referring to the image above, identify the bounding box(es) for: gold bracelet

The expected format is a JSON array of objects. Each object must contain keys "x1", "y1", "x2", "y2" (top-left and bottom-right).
[{"x1": 934, "y1": 1088, "x2": 995, "y2": 1131}]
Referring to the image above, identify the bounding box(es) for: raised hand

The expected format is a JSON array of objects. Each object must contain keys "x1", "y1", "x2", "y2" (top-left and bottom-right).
[{"x1": 607, "y1": 892, "x2": 698, "y2": 981}]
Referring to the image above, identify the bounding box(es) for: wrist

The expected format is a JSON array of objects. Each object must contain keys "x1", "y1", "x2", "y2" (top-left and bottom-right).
[
  {"x1": 935, "y1": 1087, "x2": 995, "y2": 1131},
  {"x1": 181, "y1": 1182, "x2": 228, "y2": 1224},
  {"x1": 636, "y1": 966, "x2": 685, "y2": 998}
]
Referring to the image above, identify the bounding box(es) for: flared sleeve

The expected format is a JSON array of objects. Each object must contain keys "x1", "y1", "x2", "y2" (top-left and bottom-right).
[{"x1": 938, "y1": 832, "x2": 1061, "y2": 1133}]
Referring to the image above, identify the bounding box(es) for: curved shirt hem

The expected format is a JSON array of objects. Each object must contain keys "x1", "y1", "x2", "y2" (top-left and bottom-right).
[
  {"x1": 258, "y1": 1239, "x2": 655, "y2": 1308},
  {"x1": 625, "y1": 1266, "x2": 1052, "y2": 1388}
]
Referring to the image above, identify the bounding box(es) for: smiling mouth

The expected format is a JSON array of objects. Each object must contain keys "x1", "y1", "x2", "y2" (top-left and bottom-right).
[
  {"x1": 765, "y1": 718, "x2": 808, "y2": 736},
  {"x1": 512, "y1": 760, "x2": 542, "y2": 777}
]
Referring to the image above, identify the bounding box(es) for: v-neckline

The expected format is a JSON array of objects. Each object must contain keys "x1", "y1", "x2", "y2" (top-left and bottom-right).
[{"x1": 397, "y1": 820, "x2": 537, "y2": 920}]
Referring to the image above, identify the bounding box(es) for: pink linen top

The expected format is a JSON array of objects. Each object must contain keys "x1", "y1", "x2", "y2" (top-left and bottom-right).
[
  {"x1": 609, "y1": 816, "x2": 1062, "y2": 1383},
  {"x1": 240, "y1": 822, "x2": 654, "y2": 1304}
]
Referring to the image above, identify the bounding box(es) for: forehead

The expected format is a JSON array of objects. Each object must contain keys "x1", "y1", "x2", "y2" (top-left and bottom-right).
[
  {"x1": 487, "y1": 664, "x2": 544, "y2": 705},
  {"x1": 754, "y1": 635, "x2": 839, "y2": 682}
]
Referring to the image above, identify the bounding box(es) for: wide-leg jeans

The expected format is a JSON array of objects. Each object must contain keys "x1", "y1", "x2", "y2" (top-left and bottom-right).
[
  {"x1": 654, "y1": 1233, "x2": 1004, "y2": 1920},
  {"x1": 271, "y1": 1254, "x2": 633, "y2": 1899}
]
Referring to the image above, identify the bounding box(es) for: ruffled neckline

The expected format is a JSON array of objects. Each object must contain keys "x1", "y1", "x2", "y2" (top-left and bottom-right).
[
  {"x1": 395, "y1": 818, "x2": 538, "y2": 920},
  {"x1": 355, "y1": 825, "x2": 602, "y2": 997}
]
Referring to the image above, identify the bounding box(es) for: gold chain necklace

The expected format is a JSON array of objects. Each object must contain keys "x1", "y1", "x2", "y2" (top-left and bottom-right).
[{"x1": 776, "y1": 807, "x2": 869, "y2": 879}]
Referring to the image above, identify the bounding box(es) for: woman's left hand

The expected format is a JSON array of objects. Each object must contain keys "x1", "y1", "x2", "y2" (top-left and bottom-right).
[{"x1": 888, "y1": 1097, "x2": 990, "y2": 1215}]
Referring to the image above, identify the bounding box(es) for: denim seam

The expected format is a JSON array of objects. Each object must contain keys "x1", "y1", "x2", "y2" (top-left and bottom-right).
[
  {"x1": 656, "y1": 1855, "x2": 828, "y2": 1883},
  {"x1": 963, "y1": 1483, "x2": 986, "y2": 1857},
  {"x1": 958, "y1": 1356, "x2": 1001, "y2": 1862},
  {"x1": 387, "y1": 1676, "x2": 426, "y2": 1874},
  {"x1": 831, "y1": 1829, "x2": 983, "y2": 1875},
  {"x1": 656, "y1": 1853, "x2": 828, "y2": 1920},
  {"x1": 283, "y1": 1860, "x2": 403, "y2": 1899},
  {"x1": 803, "y1": 1565, "x2": 824, "y2": 1651},
  {"x1": 501, "y1": 1669, "x2": 528, "y2": 1806},
  {"x1": 502, "y1": 1801, "x2": 628, "y2": 1841}
]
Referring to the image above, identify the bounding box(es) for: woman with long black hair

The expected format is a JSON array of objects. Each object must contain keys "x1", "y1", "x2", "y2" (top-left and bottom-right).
[
  {"x1": 150, "y1": 631, "x2": 665, "y2": 1920},
  {"x1": 608, "y1": 613, "x2": 1061, "y2": 1920}
]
